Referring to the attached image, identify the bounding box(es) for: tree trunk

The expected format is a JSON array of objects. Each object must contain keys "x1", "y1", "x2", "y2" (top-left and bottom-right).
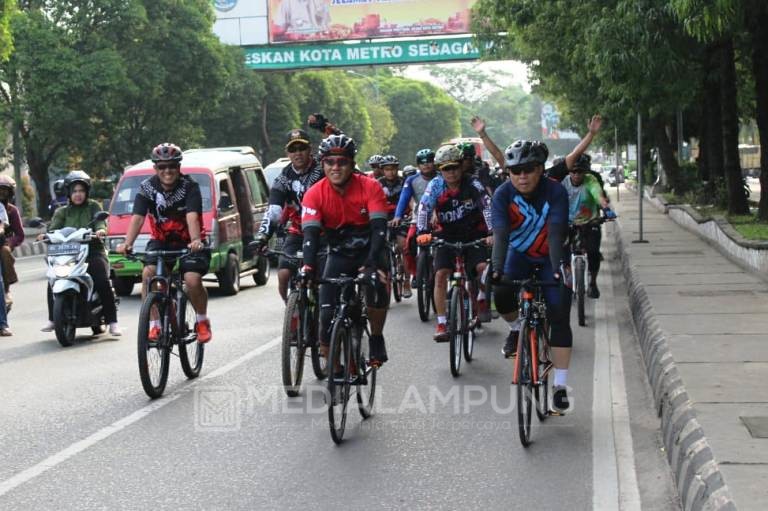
[
  {"x1": 652, "y1": 116, "x2": 681, "y2": 193},
  {"x1": 750, "y1": 12, "x2": 768, "y2": 220},
  {"x1": 719, "y1": 39, "x2": 749, "y2": 215},
  {"x1": 698, "y1": 97, "x2": 710, "y2": 182},
  {"x1": 25, "y1": 146, "x2": 52, "y2": 219},
  {"x1": 699, "y1": 44, "x2": 725, "y2": 198}
]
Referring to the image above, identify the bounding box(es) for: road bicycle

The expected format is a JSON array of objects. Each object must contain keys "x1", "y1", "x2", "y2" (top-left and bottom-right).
[
  {"x1": 387, "y1": 224, "x2": 407, "y2": 303},
  {"x1": 569, "y1": 217, "x2": 609, "y2": 327},
  {"x1": 321, "y1": 274, "x2": 378, "y2": 444},
  {"x1": 266, "y1": 249, "x2": 327, "y2": 397},
  {"x1": 432, "y1": 239, "x2": 485, "y2": 377},
  {"x1": 131, "y1": 249, "x2": 204, "y2": 399},
  {"x1": 498, "y1": 270, "x2": 561, "y2": 447}
]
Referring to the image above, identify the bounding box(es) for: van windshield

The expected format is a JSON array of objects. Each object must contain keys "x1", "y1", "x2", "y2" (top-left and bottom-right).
[{"x1": 110, "y1": 173, "x2": 213, "y2": 215}]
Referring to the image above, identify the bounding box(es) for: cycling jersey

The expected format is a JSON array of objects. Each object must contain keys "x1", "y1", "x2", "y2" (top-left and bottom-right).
[
  {"x1": 416, "y1": 174, "x2": 491, "y2": 241},
  {"x1": 133, "y1": 175, "x2": 205, "y2": 245},
  {"x1": 377, "y1": 176, "x2": 405, "y2": 217},
  {"x1": 395, "y1": 172, "x2": 434, "y2": 222},
  {"x1": 302, "y1": 173, "x2": 389, "y2": 253},
  {"x1": 259, "y1": 159, "x2": 324, "y2": 237},
  {"x1": 562, "y1": 173, "x2": 603, "y2": 225},
  {"x1": 491, "y1": 178, "x2": 568, "y2": 266}
]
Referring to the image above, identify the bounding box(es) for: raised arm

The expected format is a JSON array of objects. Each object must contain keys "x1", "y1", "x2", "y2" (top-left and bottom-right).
[
  {"x1": 471, "y1": 116, "x2": 505, "y2": 169},
  {"x1": 564, "y1": 114, "x2": 602, "y2": 171}
]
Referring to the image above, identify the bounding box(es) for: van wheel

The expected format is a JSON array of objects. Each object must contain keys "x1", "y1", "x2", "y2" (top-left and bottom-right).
[
  {"x1": 218, "y1": 253, "x2": 240, "y2": 295},
  {"x1": 253, "y1": 255, "x2": 270, "y2": 286},
  {"x1": 113, "y1": 277, "x2": 135, "y2": 297}
]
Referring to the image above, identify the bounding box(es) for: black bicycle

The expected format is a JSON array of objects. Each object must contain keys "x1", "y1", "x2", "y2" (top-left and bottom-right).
[
  {"x1": 321, "y1": 275, "x2": 377, "y2": 444},
  {"x1": 387, "y1": 225, "x2": 407, "y2": 303},
  {"x1": 131, "y1": 249, "x2": 203, "y2": 399},
  {"x1": 415, "y1": 244, "x2": 436, "y2": 322},
  {"x1": 569, "y1": 217, "x2": 609, "y2": 327},
  {"x1": 268, "y1": 249, "x2": 327, "y2": 397}
]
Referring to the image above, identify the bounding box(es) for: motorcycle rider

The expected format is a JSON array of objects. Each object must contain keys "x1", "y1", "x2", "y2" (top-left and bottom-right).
[
  {"x1": 0, "y1": 176, "x2": 22, "y2": 306},
  {"x1": 39, "y1": 171, "x2": 121, "y2": 335}
]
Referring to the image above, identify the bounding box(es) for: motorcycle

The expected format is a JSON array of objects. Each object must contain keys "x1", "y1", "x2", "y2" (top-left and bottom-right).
[{"x1": 38, "y1": 211, "x2": 115, "y2": 346}]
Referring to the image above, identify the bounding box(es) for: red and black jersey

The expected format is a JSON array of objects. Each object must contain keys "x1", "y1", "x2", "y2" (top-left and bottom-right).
[
  {"x1": 133, "y1": 175, "x2": 205, "y2": 245},
  {"x1": 377, "y1": 176, "x2": 405, "y2": 217},
  {"x1": 301, "y1": 173, "x2": 388, "y2": 251}
]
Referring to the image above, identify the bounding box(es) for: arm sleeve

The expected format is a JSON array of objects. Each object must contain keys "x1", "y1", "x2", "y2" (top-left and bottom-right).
[
  {"x1": 302, "y1": 226, "x2": 321, "y2": 269},
  {"x1": 416, "y1": 180, "x2": 437, "y2": 233},
  {"x1": 394, "y1": 176, "x2": 415, "y2": 218},
  {"x1": 491, "y1": 189, "x2": 510, "y2": 272},
  {"x1": 472, "y1": 178, "x2": 493, "y2": 231},
  {"x1": 366, "y1": 217, "x2": 388, "y2": 266}
]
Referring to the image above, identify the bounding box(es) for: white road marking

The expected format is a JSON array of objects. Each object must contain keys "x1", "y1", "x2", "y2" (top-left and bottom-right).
[
  {"x1": 592, "y1": 255, "x2": 641, "y2": 510},
  {"x1": 0, "y1": 335, "x2": 281, "y2": 497}
]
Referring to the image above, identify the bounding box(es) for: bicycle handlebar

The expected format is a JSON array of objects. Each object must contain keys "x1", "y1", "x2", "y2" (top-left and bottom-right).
[{"x1": 429, "y1": 239, "x2": 487, "y2": 250}]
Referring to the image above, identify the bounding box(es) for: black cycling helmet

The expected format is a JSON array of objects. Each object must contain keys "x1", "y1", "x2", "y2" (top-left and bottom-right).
[
  {"x1": 367, "y1": 154, "x2": 382, "y2": 168},
  {"x1": 380, "y1": 154, "x2": 399, "y2": 167},
  {"x1": 552, "y1": 157, "x2": 565, "y2": 167},
  {"x1": 151, "y1": 142, "x2": 183, "y2": 163},
  {"x1": 64, "y1": 170, "x2": 91, "y2": 196},
  {"x1": 318, "y1": 134, "x2": 357, "y2": 160},
  {"x1": 574, "y1": 153, "x2": 592, "y2": 172},
  {"x1": 456, "y1": 142, "x2": 476, "y2": 159},
  {"x1": 53, "y1": 179, "x2": 66, "y2": 197},
  {"x1": 415, "y1": 148, "x2": 435, "y2": 164},
  {"x1": 504, "y1": 140, "x2": 549, "y2": 169}
]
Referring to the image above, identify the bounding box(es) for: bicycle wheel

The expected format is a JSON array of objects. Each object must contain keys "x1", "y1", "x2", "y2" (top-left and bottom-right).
[
  {"x1": 307, "y1": 298, "x2": 328, "y2": 380},
  {"x1": 416, "y1": 251, "x2": 431, "y2": 322},
  {"x1": 178, "y1": 290, "x2": 204, "y2": 379},
  {"x1": 448, "y1": 287, "x2": 462, "y2": 377},
  {"x1": 281, "y1": 291, "x2": 306, "y2": 397},
  {"x1": 533, "y1": 325, "x2": 551, "y2": 421},
  {"x1": 355, "y1": 324, "x2": 377, "y2": 419},
  {"x1": 575, "y1": 257, "x2": 586, "y2": 326},
  {"x1": 516, "y1": 324, "x2": 533, "y2": 447},
  {"x1": 463, "y1": 288, "x2": 475, "y2": 362},
  {"x1": 391, "y1": 248, "x2": 402, "y2": 303},
  {"x1": 327, "y1": 319, "x2": 351, "y2": 444},
  {"x1": 137, "y1": 292, "x2": 171, "y2": 399}
]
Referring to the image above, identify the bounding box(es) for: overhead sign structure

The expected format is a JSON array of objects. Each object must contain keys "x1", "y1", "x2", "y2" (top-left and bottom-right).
[
  {"x1": 244, "y1": 35, "x2": 481, "y2": 69},
  {"x1": 268, "y1": 0, "x2": 478, "y2": 44}
]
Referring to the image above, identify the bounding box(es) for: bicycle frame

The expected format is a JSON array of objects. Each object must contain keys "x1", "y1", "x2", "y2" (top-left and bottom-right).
[
  {"x1": 145, "y1": 251, "x2": 189, "y2": 341},
  {"x1": 511, "y1": 284, "x2": 552, "y2": 386}
]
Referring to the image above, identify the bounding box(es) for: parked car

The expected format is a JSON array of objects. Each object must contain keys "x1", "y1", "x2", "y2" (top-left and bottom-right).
[{"x1": 106, "y1": 147, "x2": 272, "y2": 296}]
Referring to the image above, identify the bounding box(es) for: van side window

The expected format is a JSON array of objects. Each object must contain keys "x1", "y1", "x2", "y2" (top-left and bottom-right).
[
  {"x1": 245, "y1": 168, "x2": 269, "y2": 205},
  {"x1": 217, "y1": 177, "x2": 236, "y2": 213}
]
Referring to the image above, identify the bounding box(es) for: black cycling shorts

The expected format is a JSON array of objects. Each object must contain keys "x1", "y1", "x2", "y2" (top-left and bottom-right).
[
  {"x1": 144, "y1": 240, "x2": 211, "y2": 276},
  {"x1": 433, "y1": 242, "x2": 488, "y2": 280},
  {"x1": 278, "y1": 233, "x2": 303, "y2": 271}
]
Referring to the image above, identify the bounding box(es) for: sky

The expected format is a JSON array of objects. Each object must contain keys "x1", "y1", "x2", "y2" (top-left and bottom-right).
[{"x1": 402, "y1": 59, "x2": 532, "y2": 94}]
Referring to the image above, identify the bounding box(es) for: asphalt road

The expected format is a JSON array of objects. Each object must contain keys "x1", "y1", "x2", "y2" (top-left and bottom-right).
[{"x1": 0, "y1": 235, "x2": 680, "y2": 510}]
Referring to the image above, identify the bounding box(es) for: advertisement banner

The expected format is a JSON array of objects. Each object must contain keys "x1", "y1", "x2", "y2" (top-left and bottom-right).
[
  {"x1": 268, "y1": 0, "x2": 478, "y2": 44},
  {"x1": 244, "y1": 35, "x2": 480, "y2": 69},
  {"x1": 540, "y1": 103, "x2": 579, "y2": 140}
]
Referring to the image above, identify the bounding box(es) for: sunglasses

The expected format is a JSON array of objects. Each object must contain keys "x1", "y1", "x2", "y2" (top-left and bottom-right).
[
  {"x1": 155, "y1": 163, "x2": 180, "y2": 172},
  {"x1": 323, "y1": 156, "x2": 352, "y2": 167},
  {"x1": 507, "y1": 166, "x2": 537, "y2": 176},
  {"x1": 440, "y1": 165, "x2": 461, "y2": 173},
  {"x1": 287, "y1": 143, "x2": 310, "y2": 153},
  {"x1": 570, "y1": 169, "x2": 587, "y2": 174}
]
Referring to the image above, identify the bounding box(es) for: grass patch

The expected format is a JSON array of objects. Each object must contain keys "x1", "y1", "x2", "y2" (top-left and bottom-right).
[{"x1": 726, "y1": 214, "x2": 768, "y2": 240}]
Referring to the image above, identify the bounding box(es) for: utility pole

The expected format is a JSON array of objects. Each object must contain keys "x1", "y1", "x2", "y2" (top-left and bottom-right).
[
  {"x1": 634, "y1": 112, "x2": 648, "y2": 243},
  {"x1": 615, "y1": 126, "x2": 620, "y2": 202}
]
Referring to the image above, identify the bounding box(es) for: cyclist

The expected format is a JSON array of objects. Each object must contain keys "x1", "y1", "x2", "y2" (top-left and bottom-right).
[
  {"x1": 416, "y1": 144, "x2": 493, "y2": 341},
  {"x1": 472, "y1": 114, "x2": 603, "y2": 178},
  {"x1": 253, "y1": 129, "x2": 324, "y2": 302},
  {"x1": 457, "y1": 142, "x2": 495, "y2": 196},
  {"x1": 40, "y1": 171, "x2": 121, "y2": 336},
  {"x1": 490, "y1": 139, "x2": 574, "y2": 413},
  {"x1": 377, "y1": 154, "x2": 411, "y2": 297},
  {"x1": 562, "y1": 154, "x2": 615, "y2": 298},
  {"x1": 367, "y1": 154, "x2": 384, "y2": 179},
  {"x1": 393, "y1": 148, "x2": 437, "y2": 289},
  {"x1": 0, "y1": 176, "x2": 22, "y2": 306},
  {"x1": 402, "y1": 164, "x2": 418, "y2": 178},
  {"x1": 116, "y1": 143, "x2": 213, "y2": 343},
  {"x1": 300, "y1": 134, "x2": 390, "y2": 367}
]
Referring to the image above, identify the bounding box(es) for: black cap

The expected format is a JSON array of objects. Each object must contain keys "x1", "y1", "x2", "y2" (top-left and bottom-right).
[{"x1": 285, "y1": 129, "x2": 310, "y2": 150}]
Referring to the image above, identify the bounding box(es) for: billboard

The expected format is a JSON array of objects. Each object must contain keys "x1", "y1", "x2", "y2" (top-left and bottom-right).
[
  {"x1": 268, "y1": 0, "x2": 478, "y2": 44},
  {"x1": 244, "y1": 35, "x2": 480, "y2": 69},
  {"x1": 541, "y1": 103, "x2": 579, "y2": 140}
]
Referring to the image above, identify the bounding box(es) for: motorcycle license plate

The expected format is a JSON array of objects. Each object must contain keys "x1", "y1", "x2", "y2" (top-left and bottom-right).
[{"x1": 48, "y1": 243, "x2": 81, "y2": 256}]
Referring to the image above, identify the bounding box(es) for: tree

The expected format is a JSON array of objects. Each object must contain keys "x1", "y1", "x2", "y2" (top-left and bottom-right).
[{"x1": 0, "y1": 0, "x2": 13, "y2": 61}]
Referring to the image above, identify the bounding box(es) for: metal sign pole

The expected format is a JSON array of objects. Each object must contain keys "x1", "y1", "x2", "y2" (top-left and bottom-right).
[
  {"x1": 634, "y1": 111, "x2": 648, "y2": 243},
  {"x1": 615, "y1": 126, "x2": 620, "y2": 202}
]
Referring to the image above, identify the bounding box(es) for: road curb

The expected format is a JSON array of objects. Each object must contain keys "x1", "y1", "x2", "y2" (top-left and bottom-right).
[
  {"x1": 612, "y1": 223, "x2": 738, "y2": 511},
  {"x1": 12, "y1": 239, "x2": 46, "y2": 258}
]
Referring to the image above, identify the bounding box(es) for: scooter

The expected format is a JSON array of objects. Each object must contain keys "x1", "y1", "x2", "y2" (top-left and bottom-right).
[{"x1": 38, "y1": 212, "x2": 115, "y2": 346}]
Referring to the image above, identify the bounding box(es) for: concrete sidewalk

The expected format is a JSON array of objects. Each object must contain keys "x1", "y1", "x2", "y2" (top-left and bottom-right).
[{"x1": 611, "y1": 187, "x2": 768, "y2": 510}]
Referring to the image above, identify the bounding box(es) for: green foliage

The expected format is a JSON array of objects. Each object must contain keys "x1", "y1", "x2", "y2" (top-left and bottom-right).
[{"x1": 0, "y1": 0, "x2": 13, "y2": 61}]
